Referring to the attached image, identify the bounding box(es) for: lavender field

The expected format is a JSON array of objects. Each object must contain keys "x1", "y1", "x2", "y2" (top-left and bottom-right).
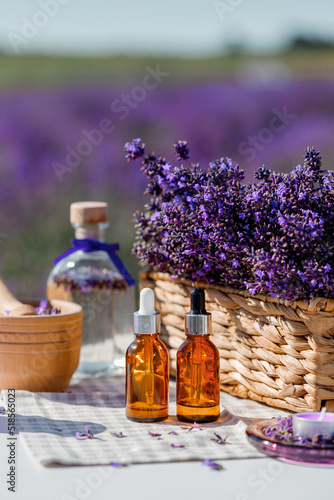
[{"x1": 1, "y1": 74, "x2": 334, "y2": 295}]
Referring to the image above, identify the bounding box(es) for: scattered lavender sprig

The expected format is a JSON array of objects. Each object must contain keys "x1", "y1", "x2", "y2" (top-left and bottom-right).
[
  {"x1": 35, "y1": 300, "x2": 61, "y2": 315},
  {"x1": 111, "y1": 432, "x2": 127, "y2": 438},
  {"x1": 264, "y1": 417, "x2": 334, "y2": 447},
  {"x1": 211, "y1": 433, "x2": 228, "y2": 444},
  {"x1": 110, "y1": 462, "x2": 127, "y2": 468},
  {"x1": 202, "y1": 459, "x2": 224, "y2": 471},
  {"x1": 75, "y1": 432, "x2": 87, "y2": 440},
  {"x1": 188, "y1": 422, "x2": 203, "y2": 432},
  {"x1": 171, "y1": 444, "x2": 185, "y2": 449},
  {"x1": 148, "y1": 431, "x2": 162, "y2": 437},
  {"x1": 128, "y1": 140, "x2": 334, "y2": 301},
  {"x1": 75, "y1": 425, "x2": 94, "y2": 440},
  {"x1": 180, "y1": 422, "x2": 203, "y2": 431}
]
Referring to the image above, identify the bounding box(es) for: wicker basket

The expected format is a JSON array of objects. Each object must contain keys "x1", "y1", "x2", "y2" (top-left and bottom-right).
[{"x1": 140, "y1": 271, "x2": 334, "y2": 413}]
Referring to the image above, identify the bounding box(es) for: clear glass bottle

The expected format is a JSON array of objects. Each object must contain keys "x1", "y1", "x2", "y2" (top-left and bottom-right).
[
  {"x1": 46, "y1": 201, "x2": 135, "y2": 375},
  {"x1": 177, "y1": 288, "x2": 220, "y2": 423},
  {"x1": 126, "y1": 288, "x2": 169, "y2": 422}
]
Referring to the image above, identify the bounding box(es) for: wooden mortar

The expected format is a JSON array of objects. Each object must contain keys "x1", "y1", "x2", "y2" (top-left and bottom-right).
[{"x1": 0, "y1": 278, "x2": 83, "y2": 391}]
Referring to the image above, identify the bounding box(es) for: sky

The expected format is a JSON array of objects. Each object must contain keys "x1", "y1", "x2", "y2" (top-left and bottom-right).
[{"x1": 0, "y1": 0, "x2": 333, "y2": 57}]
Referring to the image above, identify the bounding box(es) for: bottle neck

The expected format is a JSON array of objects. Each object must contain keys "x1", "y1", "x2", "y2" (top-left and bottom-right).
[
  {"x1": 185, "y1": 312, "x2": 211, "y2": 336},
  {"x1": 186, "y1": 334, "x2": 210, "y2": 339},
  {"x1": 134, "y1": 311, "x2": 161, "y2": 334},
  {"x1": 72, "y1": 222, "x2": 108, "y2": 242},
  {"x1": 135, "y1": 333, "x2": 159, "y2": 339}
]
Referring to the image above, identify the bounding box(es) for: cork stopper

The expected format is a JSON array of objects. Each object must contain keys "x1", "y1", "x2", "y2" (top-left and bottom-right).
[{"x1": 70, "y1": 202, "x2": 108, "y2": 225}]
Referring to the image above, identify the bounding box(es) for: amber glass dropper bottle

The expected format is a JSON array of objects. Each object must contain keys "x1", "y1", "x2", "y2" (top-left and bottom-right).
[
  {"x1": 126, "y1": 288, "x2": 169, "y2": 422},
  {"x1": 177, "y1": 287, "x2": 220, "y2": 423}
]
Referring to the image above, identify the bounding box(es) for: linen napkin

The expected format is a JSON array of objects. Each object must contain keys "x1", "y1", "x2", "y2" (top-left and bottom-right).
[{"x1": 0, "y1": 377, "x2": 289, "y2": 467}]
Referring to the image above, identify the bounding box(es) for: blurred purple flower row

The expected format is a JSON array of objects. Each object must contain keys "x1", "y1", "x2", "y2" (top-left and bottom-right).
[{"x1": 1, "y1": 79, "x2": 334, "y2": 295}]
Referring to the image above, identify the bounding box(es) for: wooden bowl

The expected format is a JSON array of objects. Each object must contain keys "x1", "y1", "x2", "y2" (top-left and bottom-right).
[{"x1": 0, "y1": 300, "x2": 82, "y2": 392}]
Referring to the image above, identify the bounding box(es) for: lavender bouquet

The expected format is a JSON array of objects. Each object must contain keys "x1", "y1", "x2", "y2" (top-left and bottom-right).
[{"x1": 126, "y1": 139, "x2": 334, "y2": 302}]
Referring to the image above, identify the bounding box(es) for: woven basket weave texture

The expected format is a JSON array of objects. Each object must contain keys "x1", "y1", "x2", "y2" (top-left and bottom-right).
[{"x1": 140, "y1": 271, "x2": 334, "y2": 413}]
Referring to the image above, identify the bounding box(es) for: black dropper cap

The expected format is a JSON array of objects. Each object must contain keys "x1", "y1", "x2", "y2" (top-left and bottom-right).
[
  {"x1": 190, "y1": 288, "x2": 207, "y2": 315},
  {"x1": 186, "y1": 287, "x2": 211, "y2": 335}
]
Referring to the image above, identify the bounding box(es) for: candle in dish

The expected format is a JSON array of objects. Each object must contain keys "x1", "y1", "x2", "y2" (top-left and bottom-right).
[{"x1": 293, "y1": 409, "x2": 334, "y2": 441}]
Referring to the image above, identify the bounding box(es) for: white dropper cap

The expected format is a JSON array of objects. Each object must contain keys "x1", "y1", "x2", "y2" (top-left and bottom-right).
[
  {"x1": 134, "y1": 288, "x2": 160, "y2": 334},
  {"x1": 138, "y1": 288, "x2": 156, "y2": 314}
]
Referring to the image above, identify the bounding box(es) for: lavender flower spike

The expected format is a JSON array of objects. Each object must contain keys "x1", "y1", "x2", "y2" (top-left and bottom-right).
[
  {"x1": 124, "y1": 138, "x2": 145, "y2": 160},
  {"x1": 172, "y1": 140, "x2": 190, "y2": 161},
  {"x1": 130, "y1": 142, "x2": 334, "y2": 302}
]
